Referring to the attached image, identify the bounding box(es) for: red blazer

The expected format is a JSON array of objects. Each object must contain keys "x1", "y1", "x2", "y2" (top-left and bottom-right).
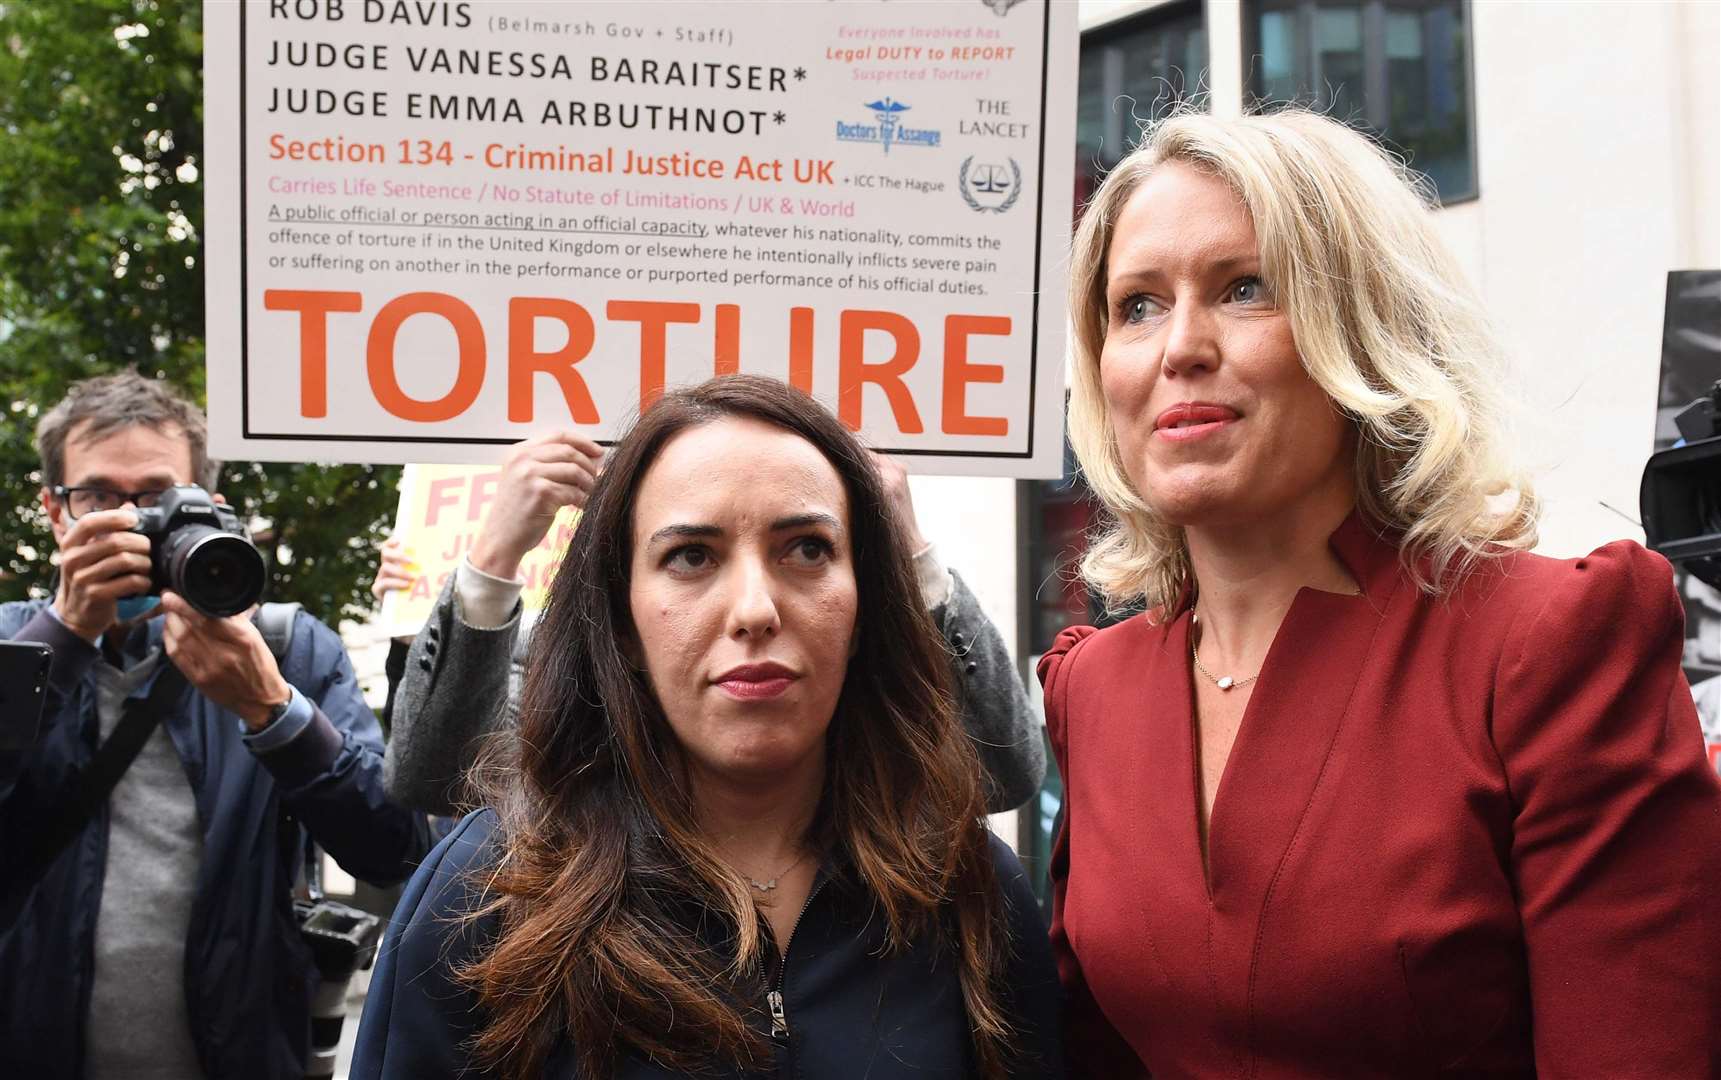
[{"x1": 1040, "y1": 514, "x2": 1721, "y2": 1079}]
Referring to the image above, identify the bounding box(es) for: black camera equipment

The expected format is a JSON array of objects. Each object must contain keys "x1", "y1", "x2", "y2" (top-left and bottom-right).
[
  {"x1": 130, "y1": 484, "x2": 267, "y2": 617},
  {"x1": 0, "y1": 640, "x2": 51, "y2": 752},
  {"x1": 297, "y1": 887, "x2": 383, "y2": 1080},
  {"x1": 1641, "y1": 381, "x2": 1721, "y2": 588},
  {"x1": 291, "y1": 814, "x2": 383, "y2": 1080}
]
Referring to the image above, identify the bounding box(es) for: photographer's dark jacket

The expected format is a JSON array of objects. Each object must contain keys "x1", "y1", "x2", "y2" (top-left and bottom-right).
[
  {"x1": 0, "y1": 600, "x2": 432, "y2": 1080},
  {"x1": 352, "y1": 810, "x2": 1065, "y2": 1080}
]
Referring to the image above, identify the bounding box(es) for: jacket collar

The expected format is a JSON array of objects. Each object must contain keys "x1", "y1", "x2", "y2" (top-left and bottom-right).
[
  {"x1": 1160, "y1": 505, "x2": 1403, "y2": 633},
  {"x1": 1326, "y1": 506, "x2": 1405, "y2": 607}
]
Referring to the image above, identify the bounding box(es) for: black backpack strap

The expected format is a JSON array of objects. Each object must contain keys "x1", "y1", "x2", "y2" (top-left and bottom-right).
[{"x1": 8, "y1": 663, "x2": 188, "y2": 910}]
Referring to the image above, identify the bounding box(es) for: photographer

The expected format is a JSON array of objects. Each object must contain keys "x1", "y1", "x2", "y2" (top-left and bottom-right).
[{"x1": 0, "y1": 372, "x2": 431, "y2": 1079}]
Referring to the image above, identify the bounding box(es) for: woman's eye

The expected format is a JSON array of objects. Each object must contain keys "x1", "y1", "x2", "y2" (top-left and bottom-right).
[
  {"x1": 664, "y1": 546, "x2": 713, "y2": 573},
  {"x1": 1118, "y1": 294, "x2": 1159, "y2": 325},
  {"x1": 786, "y1": 537, "x2": 834, "y2": 565},
  {"x1": 1227, "y1": 277, "x2": 1268, "y2": 304}
]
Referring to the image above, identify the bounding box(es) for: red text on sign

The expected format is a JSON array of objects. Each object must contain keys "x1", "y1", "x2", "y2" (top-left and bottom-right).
[{"x1": 261, "y1": 290, "x2": 1012, "y2": 437}]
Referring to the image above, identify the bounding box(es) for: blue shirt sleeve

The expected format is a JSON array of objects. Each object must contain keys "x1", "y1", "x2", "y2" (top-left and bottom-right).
[{"x1": 239, "y1": 683, "x2": 313, "y2": 754}]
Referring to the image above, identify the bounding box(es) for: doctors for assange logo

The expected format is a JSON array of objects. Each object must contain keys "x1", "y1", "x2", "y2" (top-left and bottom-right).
[{"x1": 835, "y1": 98, "x2": 942, "y2": 154}]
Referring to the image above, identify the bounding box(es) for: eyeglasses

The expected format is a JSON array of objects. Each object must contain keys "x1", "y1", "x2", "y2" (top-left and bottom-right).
[{"x1": 52, "y1": 485, "x2": 169, "y2": 520}]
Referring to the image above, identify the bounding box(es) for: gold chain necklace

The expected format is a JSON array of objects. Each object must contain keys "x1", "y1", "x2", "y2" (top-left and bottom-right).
[
  {"x1": 736, "y1": 849, "x2": 811, "y2": 894},
  {"x1": 1190, "y1": 609, "x2": 1259, "y2": 692}
]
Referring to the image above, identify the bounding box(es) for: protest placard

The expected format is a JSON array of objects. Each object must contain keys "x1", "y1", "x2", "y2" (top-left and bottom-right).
[
  {"x1": 204, "y1": 0, "x2": 1077, "y2": 476},
  {"x1": 377, "y1": 462, "x2": 579, "y2": 637}
]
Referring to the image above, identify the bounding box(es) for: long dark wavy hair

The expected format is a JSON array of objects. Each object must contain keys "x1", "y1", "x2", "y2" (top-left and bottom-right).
[{"x1": 456, "y1": 375, "x2": 1015, "y2": 1079}]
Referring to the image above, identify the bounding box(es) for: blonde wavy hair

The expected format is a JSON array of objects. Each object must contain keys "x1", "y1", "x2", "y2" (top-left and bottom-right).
[{"x1": 1068, "y1": 108, "x2": 1538, "y2": 613}]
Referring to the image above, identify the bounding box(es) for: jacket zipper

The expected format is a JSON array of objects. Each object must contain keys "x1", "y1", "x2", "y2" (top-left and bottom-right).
[{"x1": 766, "y1": 876, "x2": 826, "y2": 1041}]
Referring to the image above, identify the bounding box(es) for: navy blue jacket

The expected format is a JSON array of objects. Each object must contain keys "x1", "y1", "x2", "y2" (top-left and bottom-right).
[
  {"x1": 0, "y1": 600, "x2": 432, "y2": 1079},
  {"x1": 353, "y1": 809, "x2": 1064, "y2": 1079}
]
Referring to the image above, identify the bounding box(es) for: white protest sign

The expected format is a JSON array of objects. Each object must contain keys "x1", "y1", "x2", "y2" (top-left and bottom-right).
[{"x1": 205, "y1": 0, "x2": 1077, "y2": 475}]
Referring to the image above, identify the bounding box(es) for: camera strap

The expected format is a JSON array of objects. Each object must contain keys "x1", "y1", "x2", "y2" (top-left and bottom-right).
[
  {"x1": 253, "y1": 602, "x2": 301, "y2": 661},
  {"x1": 7, "y1": 608, "x2": 304, "y2": 921},
  {"x1": 8, "y1": 663, "x2": 188, "y2": 910}
]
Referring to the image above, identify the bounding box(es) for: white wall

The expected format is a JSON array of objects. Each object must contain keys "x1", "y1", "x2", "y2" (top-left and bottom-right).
[
  {"x1": 1671, "y1": 0, "x2": 1721, "y2": 273},
  {"x1": 1440, "y1": 0, "x2": 1719, "y2": 557},
  {"x1": 908, "y1": 474, "x2": 1020, "y2": 647}
]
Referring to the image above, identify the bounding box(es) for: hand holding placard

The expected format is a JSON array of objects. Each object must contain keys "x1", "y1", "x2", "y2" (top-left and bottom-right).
[
  {"x1": 468, "y1": 431, "x2": 603, "y2": 582},
  {"x1": 370, "y1": 534, "x2": 418, "y2": 603},
  {"x1": 871, "y1": 451, "x2": 930, "y2": 556}
]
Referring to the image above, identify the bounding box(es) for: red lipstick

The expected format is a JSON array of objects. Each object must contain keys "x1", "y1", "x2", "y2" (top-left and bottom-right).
[
  {"x1": 1154, "y1": 403, "x2": 1239, "y2": 443},
  {"x1": 714, "y1": 662, "x2": 798, "y2": 700}
]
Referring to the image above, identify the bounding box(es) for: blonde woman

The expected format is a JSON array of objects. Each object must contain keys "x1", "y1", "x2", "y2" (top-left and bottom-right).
[{"x1": 1042, "y1": 110, "x2": 1721, "y2": 1078}]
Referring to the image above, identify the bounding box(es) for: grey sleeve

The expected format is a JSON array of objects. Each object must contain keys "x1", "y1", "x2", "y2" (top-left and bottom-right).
[
  {"x1": 934, "y1": 570, "x2": 1046, "y2": 813},
  {"x1": 384, "y1": 573, "x2": 524, "y2": 815}
]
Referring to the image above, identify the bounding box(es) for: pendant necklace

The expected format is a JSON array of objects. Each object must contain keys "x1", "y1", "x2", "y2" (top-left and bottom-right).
[
  {"x1": 1190, "y1": 608, "x2": 1259, "y2": 692},
  {"x1": 739, "y1": 849, "x2": 811, "y2": 894}
]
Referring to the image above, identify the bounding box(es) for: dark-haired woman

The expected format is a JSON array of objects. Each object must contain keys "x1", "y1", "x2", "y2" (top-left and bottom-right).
[{"x1": 350, "y1": 375, "x2": 1061, "y2": 1080}]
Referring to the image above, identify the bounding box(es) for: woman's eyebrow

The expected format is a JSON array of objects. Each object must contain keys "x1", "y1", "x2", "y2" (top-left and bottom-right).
[
  {"x1": 1206, "y1": 253, "x2": 1261, "y2": 275},
  {"x1": 1110, "y1": 253, "x2": 1259, "y2": 288},
  {"x1": 1107, "y1": 266, "x2": 1160, "y2": 290},
  {"x1": 645, "y1": 513, "x2": 842, "y2": 547},
  {"x1": 646, "y1": 523, "x2": 722, "y2": 546},
  {"x1": 771, "y1": 512, "x2": 841, "y2": 533}
]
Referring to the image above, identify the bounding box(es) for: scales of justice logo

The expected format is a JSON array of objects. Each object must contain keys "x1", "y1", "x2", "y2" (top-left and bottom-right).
[
  {"x1": 958, "y1": 156, "x2": 1023, "y2": 213},
  {"x1": 836, "y1": 98, "x2": 942, "y2": 154}
]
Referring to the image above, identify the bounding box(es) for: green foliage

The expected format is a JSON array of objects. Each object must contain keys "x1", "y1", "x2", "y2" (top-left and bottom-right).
[{"x1": 0, "y1": 0, "x2": 399, "y2": 625}]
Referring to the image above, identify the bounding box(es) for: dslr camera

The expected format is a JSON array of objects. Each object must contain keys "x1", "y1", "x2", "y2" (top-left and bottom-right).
[{"x1": 130, "y1": 485, "x2": 267, "y2": 618}]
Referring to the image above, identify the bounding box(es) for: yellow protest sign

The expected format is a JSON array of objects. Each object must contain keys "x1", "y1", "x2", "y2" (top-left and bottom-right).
[{"x1": 378, "y1": 463, "x2": 580, "y2": 638}]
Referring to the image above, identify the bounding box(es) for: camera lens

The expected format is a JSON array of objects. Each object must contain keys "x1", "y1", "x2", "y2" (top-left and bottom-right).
[{"x1": 163, "y1": 526, "x2": 267, "y2": 617}]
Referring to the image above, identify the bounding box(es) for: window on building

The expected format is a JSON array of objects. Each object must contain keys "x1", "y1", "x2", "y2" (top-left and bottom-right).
[
  {"x1": 1247, "y1": 0, "x2": 1476, "y2": 203},
  {"x1": 1076, "y1": 3, "x2": 1209, "y2": 209}
]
